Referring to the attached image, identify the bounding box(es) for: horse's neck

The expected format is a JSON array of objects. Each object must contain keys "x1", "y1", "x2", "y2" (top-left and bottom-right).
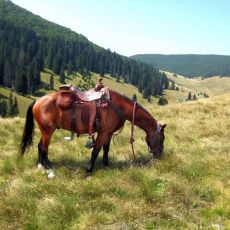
[
  {"x1": 112, "y1": 91, "x2": 157, "y2": 134},
  {"x1": 133, "y1": 104, "x2": 157, "y2": 135}
]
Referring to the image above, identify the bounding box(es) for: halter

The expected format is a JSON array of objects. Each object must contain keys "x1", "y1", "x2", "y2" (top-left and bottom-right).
[{"x1": 148, "y1": 123, "x2": 161, "y2": 153}]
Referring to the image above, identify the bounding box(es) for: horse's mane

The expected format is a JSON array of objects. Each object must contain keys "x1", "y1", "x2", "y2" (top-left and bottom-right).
[{"x1": 110, "y1": 90, "x2": 154, "y2": 119}]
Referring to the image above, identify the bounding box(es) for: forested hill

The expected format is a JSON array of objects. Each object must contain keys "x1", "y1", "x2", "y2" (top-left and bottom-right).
[
  {"x1": 131, "y1": 54, "x2": 230, "y2": 78},
  {"x1": 0, "y1": 0, "x2": 168, "y2": 99}
]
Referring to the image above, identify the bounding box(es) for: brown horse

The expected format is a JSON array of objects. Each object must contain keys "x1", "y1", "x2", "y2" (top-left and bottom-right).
[{"x1": 19, "y1": 90, "x2": 166, "y2": 178}]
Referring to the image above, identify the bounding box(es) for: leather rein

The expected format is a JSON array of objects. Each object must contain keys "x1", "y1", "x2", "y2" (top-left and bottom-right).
[{"x1": 130, "y1": 100, "x2": 137, "y2": 160}]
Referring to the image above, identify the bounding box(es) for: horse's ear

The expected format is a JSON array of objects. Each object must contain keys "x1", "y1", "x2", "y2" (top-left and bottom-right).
[{"x1": 161, "y1": 124, "x2": 167, "y2": 131}]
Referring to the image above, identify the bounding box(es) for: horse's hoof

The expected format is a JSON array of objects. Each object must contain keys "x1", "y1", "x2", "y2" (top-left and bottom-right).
[
  {"x1": 85, "y1": 173, "x2": 92, "y2": 179},
  {"x1": 38, "y1": 163, "x2": 44, "y2": 171},
  {"x1": 38, "y1": 164, "x2": 46, "y2": 174},
  {"x1": 104, "y1": 165, "x2": 109, "y2": 170},
  {"x1": 47, "y1": 169, "x2": 55, "y2": 179}
]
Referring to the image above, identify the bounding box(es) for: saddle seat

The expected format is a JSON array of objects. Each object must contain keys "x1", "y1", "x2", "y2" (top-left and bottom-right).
[{"x1": 76, "y1": 88, "x2": 104, "y2": 102}]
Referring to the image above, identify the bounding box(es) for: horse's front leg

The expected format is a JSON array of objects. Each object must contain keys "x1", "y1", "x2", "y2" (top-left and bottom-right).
[
  {"x1": 37, "y1": 140, "x2": 45, "y2": 171},
  {"x1": 86, "y1": 147, "x2": 102, "y2": 174},
  {"x1": 86, "y1": 133, "x2": 111, "y2": 174}
]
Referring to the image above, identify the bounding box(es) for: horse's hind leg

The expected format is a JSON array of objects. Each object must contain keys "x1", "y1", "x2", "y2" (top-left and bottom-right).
[
  {"x1": 103, "y1": 138, "x2": 112, "y2": 167},
  {"x1": 86, "y1": 134, "x2": 112, "y2": 174},
  {"x1": 39, "y1": 129, "x2": 55, "y2": 178}
]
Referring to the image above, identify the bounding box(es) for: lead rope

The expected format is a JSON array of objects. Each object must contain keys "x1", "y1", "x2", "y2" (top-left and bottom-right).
[{"x1": 130, "y1": 101, "x2": 137, "y2": 160}]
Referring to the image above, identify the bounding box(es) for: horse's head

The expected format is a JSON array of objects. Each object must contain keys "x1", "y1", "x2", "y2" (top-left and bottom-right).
[{"x1": 146, "y1": 123, "x2": 167, "y2": 158}]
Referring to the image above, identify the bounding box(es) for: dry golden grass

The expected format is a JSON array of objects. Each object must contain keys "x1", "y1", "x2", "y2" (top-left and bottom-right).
[
  {"x1": 163, "y1": 71, "x2": 230, "y2": 103},
  {"x1": 0, "y1": 92, "x2": 230, "y2": 229}
]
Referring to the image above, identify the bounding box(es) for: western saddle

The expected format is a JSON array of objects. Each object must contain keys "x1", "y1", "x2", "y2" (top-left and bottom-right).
[
  {"x1": 57, "y1": 85, "x2": 110, "y2": 109},
  {"x1": 56, "y1": 84, "x2": 110, "y2": 147}
]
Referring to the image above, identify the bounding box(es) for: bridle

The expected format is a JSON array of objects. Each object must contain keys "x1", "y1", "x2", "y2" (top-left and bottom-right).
[{"x1": 148, "y1": 123, "x2": 161, "y2": 153}]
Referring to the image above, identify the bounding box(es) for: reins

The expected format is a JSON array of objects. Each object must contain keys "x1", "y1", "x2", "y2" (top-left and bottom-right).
[{"x1": 130, "y1": 100, "x2": 137, "y2": 160}]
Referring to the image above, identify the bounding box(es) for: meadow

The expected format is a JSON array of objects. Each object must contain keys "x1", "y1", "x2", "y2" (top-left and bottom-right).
[{"x1": 0, "y1": 92, "x2": 229, "y2": 229}]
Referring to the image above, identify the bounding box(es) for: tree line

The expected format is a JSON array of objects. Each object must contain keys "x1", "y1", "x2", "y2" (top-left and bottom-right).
[
  {"x1": 0, "y1": 92, "x2": 19, "y2": 117},
  {"x1": 132, "y1": 54, "x2": 230, "y2": 78},
  {"x1": 0, "y1": 0, "x2": 169, "y2": 99}
]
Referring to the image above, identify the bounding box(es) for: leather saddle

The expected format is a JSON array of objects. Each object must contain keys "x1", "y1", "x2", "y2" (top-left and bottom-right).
[{"x1": 56, "y1": 85, "x2": 110, "y2": 109}]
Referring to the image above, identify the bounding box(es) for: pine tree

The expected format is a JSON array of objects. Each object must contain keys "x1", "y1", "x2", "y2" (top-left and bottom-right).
[
  {"x1": 13, "y1": 96, "x2": 19, "y2": 116},
  {"x1": 171, "y1": 81, "x2": 175, "y2": 90},
  {"x1": 52, "y1": 54, "x2": 62, "y2": 74},
  {"x1": 59, "y1": 67, "x2": 65, "y2": 84},
  {"x1": 3, "y1": 60, "x2": 12, "y2": 87},
  {"x1": 187, "y1": 92, "x2": 192, "y2": 101},
  {"x1": 49, "y1": 74, "x2": 54, "y2": 90},
  {"x1": 26, "y1": 63, "x2": 34, "y2": 94},
  {"x1": 8, "y1": 92, "x2": 14, "y2": 117},
  {"x1": 15, "y1": 70, "x2": 27, "y2": 94},
  {"x1": 193, "y1": 94, "x2": 197, "y2": 100},
  {"x1": 143, "y1": 86, "x2": 151, "y2": 102},
  {"x1": 0, "y1": 99, "x2": 8, "y2": 117},
  {"x1": 158, "y1": 97, "x2": 168, "y2": 106},
  {"x1": 67, "y1": 61, "x2": 73, "y2": 75}
]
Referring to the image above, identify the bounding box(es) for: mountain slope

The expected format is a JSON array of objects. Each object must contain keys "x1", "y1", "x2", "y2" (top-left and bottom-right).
[
  {"x1": 0, "y1": 0, "x2": 168, "y2": 99},
  {"x1": 131, "y1": 54, "x2": 230, "y2": 77}
]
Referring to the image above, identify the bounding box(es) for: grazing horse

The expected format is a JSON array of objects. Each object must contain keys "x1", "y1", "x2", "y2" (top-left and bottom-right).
[{"x1": 19, "y1": 90, "x2": 166, "y2": 178}]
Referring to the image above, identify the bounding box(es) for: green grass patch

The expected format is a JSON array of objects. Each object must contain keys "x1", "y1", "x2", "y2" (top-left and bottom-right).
[{"x1": 0, "y1": 93, "x2": 230, "y2": 228}]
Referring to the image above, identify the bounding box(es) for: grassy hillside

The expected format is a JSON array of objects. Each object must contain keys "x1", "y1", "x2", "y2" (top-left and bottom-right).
[
  {"x1": 0, "y1": 93, "x2": 230, "y2": 229},
  {"x1": 0, "y1": 86, "x2": 34, "y2": 116},
  {"x1": 0, "y1": 70, "x2": 151, "y2": 117},
  {"x1": 163, "y1": 71, "x2": 230, "y2": 103}
]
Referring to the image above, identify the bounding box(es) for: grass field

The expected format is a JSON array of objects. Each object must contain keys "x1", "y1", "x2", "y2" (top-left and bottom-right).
[{"x1": 0, "y1": 92, "x2": 229, "y2": 229}]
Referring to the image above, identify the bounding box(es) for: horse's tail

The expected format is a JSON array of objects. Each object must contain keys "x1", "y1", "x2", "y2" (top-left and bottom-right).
[{"x1": 19, "y1": 100, "x2": 36, "y2": 156}]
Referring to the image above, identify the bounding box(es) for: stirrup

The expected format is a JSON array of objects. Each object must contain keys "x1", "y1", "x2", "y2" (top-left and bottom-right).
[{"x1": 84, "y1": 137, "x2": 95, "y2": 149}]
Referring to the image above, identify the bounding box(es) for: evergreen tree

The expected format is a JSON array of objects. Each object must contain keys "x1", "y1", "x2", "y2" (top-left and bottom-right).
[
  {"x1": 49, "y1": 74, "x2": 54, "y2": 90},
  {"x1": 67, "y1": 61, "x2": 73, "y2": 75},
  {"x1": 171, "y1": 81, "x2": 175, "y2": 90},
  {"x1": 15, "y1": 70, "x2": 27, "y2": 94},
  {"x1": 158, "y1": 97, "x2": 168, "y2": 106},
  {"x1": 52, "y1": 54, "x2": 62, "y2": 74},
  {"x1": 26, "y1": 63, "x2": 34, "y2": 94},
  {"x1": 13, "y1": 96, "x2": 19, "y2": 116},
  {"x1": 0, "y1": 99, "x2": 8, "y2": 117},
  {"x1": 59, "y1": 67, "x2": 65, "y2": 84},
  {"x1": 187, "y1": 92, "x2": 192, "y2": 101},
  {"x1": 143, "y1": 86, "x2": 151, "y2": 102},
  {"x1": 8, "y1": 92, "x2": 14, "y2": 117},
  {"x1": 193, "y1": 94, "x2": 197, "y2": 100},
  {"x1": 3, "y1": 60, "x2": 12, "y2": 87}
]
